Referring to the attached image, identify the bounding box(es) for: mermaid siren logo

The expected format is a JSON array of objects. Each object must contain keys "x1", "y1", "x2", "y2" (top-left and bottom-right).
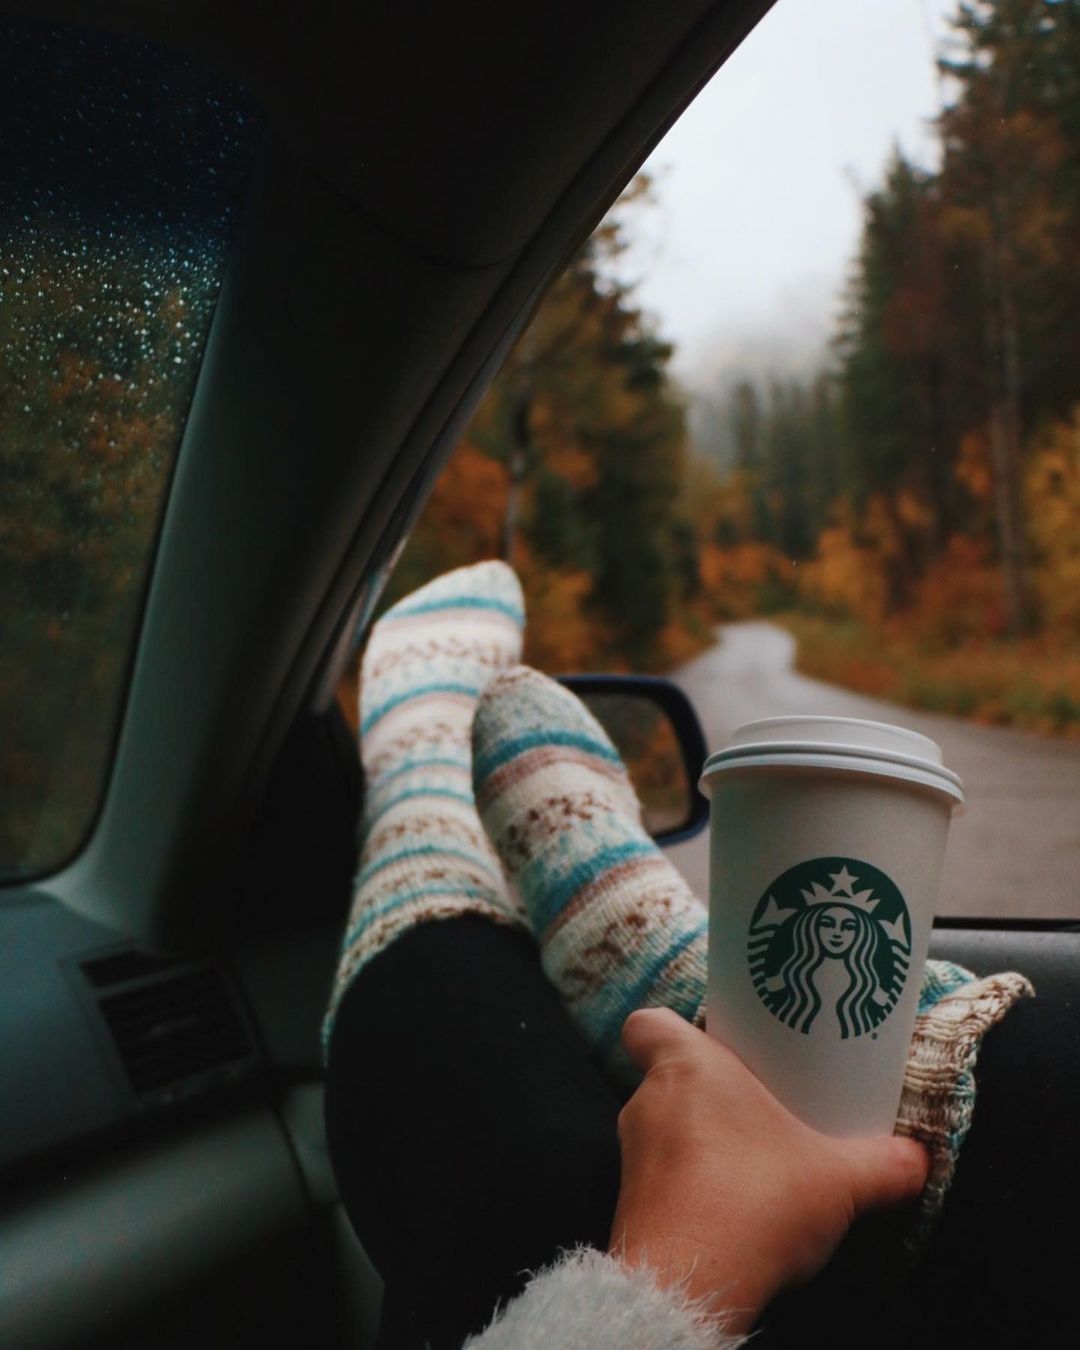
[{"x1": 748, "y1": 857, "x2": 910, "y2": 1039}]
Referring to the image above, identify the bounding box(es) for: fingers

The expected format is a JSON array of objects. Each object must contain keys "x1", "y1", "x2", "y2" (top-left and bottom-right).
[
  {"x1": 840, "y1": 1134, "x2": 930, "y2": 1216},
  {"x1": 622, "y1": 1008, "x2": 932, "y2": 1221},
  {"x1": 621, "y1": 1006, "x2": 698, "y2": 1072}
]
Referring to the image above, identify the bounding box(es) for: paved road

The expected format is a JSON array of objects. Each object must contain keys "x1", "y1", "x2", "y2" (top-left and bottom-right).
[{"x1": 666, "y1": 622, "x2": 1080, "y2": 920}]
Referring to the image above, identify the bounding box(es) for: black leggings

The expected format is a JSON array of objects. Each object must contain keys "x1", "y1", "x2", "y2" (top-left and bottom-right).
[
  {"x1": 324, "y1": 918, "x2": 623, "y2": 1348},
  {"x1": 325, "y1": 917, "x2": 1075, "y2": 1349}
]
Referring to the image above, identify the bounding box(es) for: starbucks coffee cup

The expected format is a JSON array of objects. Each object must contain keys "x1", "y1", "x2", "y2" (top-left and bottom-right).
[{"x1": 699, "y1": 715, "x2": 964, "y2": 1138}]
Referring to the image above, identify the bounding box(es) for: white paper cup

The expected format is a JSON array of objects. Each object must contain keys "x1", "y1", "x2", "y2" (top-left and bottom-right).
[{"x1": 700, "y1": 715, "x2": 964, "y2": 1138}]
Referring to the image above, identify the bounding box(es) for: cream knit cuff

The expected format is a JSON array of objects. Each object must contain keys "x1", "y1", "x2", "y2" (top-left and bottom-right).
[{"x1": 465, "y1": 1248, "x2": 747, "y2": 1350}]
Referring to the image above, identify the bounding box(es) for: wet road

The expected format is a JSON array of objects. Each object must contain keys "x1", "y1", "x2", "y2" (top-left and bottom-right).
[{"x1": 666, "y1": 622, "x2": 1080, "y2": 920}]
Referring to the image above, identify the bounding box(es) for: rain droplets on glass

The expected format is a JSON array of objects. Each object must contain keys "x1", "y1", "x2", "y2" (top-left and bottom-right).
[{"x1": 0, "y1": 23, "x2": 262, "y2": 876}]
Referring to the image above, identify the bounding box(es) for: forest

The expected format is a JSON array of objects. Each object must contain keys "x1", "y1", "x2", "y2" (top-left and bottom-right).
[{"x1": 388, "y1": 0, "x2": 1080, "y2": 736}]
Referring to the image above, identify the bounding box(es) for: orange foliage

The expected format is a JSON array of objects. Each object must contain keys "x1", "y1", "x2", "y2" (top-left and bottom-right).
[
  {"x1": 905, "y1": 535, "x2": 1005, "y2": 645},
  {"x1": 335, "y1": 664, "x2": 360, "y2": 734},
  {"x1": 542, "y1": 441, "x2": 598, "y2": 490},
  {"x1": 699, "y1": 540, "x2": 787, "y2": 619},
  {"x1": 894, "y1": 488, "x2": 933, "y2": 531},
  {"x1": 796, "y1": 490, "x2": 943, "y2": 625},
  {"x1": 518, "y1": 548, "x2": 603, "y2": 671},
  {"x1": 1026, "y1": 409, "x2": 1080, "y2": 637},
  {"x1": 955, "y1": 428, "x2": 994, "y2": 502},
  {"x1": 421, "y1": 442, "x2": 509, "y2": 562},
  {"x1": 798, "y1": 522, "x2": 889, "y2": 624},
  {"x1": 654, "y1": 619, "x2": 709, "y2": 668}
]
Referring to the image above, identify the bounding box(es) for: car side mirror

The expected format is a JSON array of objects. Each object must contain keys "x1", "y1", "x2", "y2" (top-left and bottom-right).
[{"x1": 556, "y1": 674, "x2": 709, "y2": 846}]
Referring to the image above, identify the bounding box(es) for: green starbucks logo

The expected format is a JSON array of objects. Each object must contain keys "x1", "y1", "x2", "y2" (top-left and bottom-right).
[{"x1": 748, "y1": 858, "x2": 910, "y2": 1039}]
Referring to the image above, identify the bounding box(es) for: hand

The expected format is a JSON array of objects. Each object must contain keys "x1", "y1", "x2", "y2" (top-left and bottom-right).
[{"x1": 609, "y1": 1008, "x2": 928, "y2": 1335}]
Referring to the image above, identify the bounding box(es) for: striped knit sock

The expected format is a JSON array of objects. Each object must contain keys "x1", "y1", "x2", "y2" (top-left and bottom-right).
[
  {"x1": 897, "y1": 960, "x2": 1033, "y2": 1236},
  {"x1": 473, "y1": 664, "x2": 1034, "y2": 1223},
  {"x1": 323, "y1": 561, "x2": 529, "y2": 1052},
  {"x1": 473, "y1": 665, "x2": 708, "y2": 1076}
]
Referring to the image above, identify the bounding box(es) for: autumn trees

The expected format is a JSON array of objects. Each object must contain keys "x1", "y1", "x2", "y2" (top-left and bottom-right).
[
  {"x1": 701, "y1": 0, "x2": 1080, "y2": 700},
  {"x1": 381, "y1": 2, "x2": 1080, "y2": 729},
  {"x1": 387, "y1": 189, "x2": 707, "y2": 673}
]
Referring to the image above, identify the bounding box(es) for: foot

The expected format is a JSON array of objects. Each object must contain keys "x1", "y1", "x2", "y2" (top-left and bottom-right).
[
  {"x1": 472, "y1": 665, "x2": 708, "y2": 1073},
  {"x1": 323, "y1": 561, "x2": 529, "y2": 1050}
]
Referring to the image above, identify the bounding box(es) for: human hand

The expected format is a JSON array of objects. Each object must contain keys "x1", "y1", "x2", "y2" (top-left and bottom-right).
[{"x1": 609, "y1": 1008, "x2": 929, "y2": 1335}]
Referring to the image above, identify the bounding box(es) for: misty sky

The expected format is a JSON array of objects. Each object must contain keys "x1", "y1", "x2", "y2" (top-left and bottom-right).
[{"x1": 618, "y1": 0, "x2": 956, "y2": 392}]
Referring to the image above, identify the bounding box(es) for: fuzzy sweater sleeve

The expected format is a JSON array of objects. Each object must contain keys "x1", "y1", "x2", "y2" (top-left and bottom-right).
[{"x1": 463, "y1": 1248, "x2": 747, "y2": 1350}]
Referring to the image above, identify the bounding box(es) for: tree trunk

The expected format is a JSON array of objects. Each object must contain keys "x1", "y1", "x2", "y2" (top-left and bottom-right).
[
  {"x1": 983, "y1": 223, "x2": 1031, "y2": 636},
  {"x1": 501, "y1": 327, "x2": 537, "y2": 564},
  {"x1": 500, "y1": 387, "x2": 531, "y2": 564}
]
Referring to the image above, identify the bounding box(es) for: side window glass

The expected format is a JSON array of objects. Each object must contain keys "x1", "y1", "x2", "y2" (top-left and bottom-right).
[
  {"x1": 347, "y1": 1, "x2": 1079, "y2": 920},
  {"x1": 0, "y1": 24, "x2": 261, "y2": 879}
]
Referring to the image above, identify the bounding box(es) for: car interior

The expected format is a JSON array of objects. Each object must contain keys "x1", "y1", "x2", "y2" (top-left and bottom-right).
[{"x1": 2, "y1": 2, "x2": 1078, "y2": 1347}]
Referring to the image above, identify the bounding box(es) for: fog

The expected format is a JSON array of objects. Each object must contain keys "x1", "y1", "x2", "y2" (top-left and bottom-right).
[{"x1": 614, "y1": 0, "x2": 955, "y2": 395}]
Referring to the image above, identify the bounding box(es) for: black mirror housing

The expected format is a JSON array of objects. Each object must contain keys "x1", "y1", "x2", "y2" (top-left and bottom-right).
[{"x1": 556, "y1": 674, "x2": 709, "y2": 846}]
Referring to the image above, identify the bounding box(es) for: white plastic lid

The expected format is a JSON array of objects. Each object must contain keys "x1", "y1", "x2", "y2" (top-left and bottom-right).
[{"x1": 700, "y1": 715, "x2": 964, "y2": 808}]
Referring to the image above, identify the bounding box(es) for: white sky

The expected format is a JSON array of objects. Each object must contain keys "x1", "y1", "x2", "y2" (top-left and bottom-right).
[{"x1": 616, "y1": 0, "x2": 956, "y2": 391}]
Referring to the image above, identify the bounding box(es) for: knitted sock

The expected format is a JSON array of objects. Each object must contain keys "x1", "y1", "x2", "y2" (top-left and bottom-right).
[
  {"x1": 323, "y1": 561, "x2": 529, "y2": 1051},
  {"x1": 473, "y1": 665, "x2": 709, "y2": 1074},
  {"x1": 473, "y1": 665, "x2": 1033, "y2": 1219},
  {"x1": 896, "y1": 959, "x2": 1033, "y2": 1239}
]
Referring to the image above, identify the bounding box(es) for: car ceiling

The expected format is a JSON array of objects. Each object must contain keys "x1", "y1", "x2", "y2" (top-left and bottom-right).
[
  {"x1": 30, "y1": 0, "x2": 759, "y2": 265},
  {"x1": 7, "y1": 1, "x2": 776, "y2": 950}
]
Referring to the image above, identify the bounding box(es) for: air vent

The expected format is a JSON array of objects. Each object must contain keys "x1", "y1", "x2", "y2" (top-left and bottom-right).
[
  {"x1": 80, "y1": 949, "x2": 179, "y2": 988},
  {"x1": 79, "y1": 951, "x2": 257, "y2": 1101}
]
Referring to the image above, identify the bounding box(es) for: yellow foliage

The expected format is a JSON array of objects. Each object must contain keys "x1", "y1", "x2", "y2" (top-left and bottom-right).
[
  {"x1": 798, "y1": 523, "x2": 889, "y2": 624},
  {"x1": 1027, "y1": 409, "x2": 1080, "y2": 636},
  {"x1": 796, "y1": 490, "x2": 942, "y2": 624},
  {"x1": 955, "y1": 428, "x2": 994, "y2": 502},
  {"x1": 699, "y1": 540, "x2": 787, "y2": 619},
  {"x1": 518, "y1": 548, "x2": 603, "y2": 672},
  {"x1": 782, "y1": 613, "x2": 1080, "y2": 738}
]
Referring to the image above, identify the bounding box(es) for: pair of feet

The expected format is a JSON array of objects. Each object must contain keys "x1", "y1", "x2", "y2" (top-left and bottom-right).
[
  {"x1": 324, "y1": 559, "x2": 707, "y2": 1076},
  {"x1": 325, "y1": 560, "x2": 1031, "y2": 1223}
]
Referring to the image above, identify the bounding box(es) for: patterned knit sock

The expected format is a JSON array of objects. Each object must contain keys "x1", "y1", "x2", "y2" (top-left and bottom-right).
[
  {"x1": 897, "y1": 960, "x2": 1033, "y2": 1237},
  {"x1": 473, "y1": 665, "x2": 709, "y2": 1075},
  {"x1": 473, "y1": 664, "x2": 1034, "y2": 1222},
  {"x1": 323, "y1": 561, "x2": 529, "y2": 1051}
]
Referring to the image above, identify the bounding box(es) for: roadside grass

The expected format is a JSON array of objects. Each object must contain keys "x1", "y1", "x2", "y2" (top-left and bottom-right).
[{"x1": 777, "y1": 613, "x2": 1080, "y2": 739}]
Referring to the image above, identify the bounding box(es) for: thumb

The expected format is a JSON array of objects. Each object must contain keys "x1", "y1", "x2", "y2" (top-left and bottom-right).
[
  {"x1": 621, "y1": 1006, "x2": 697, "y2": 1072},
  {"x1": 840, "y1": 1134, "x2": 930, "y2": 1217}
]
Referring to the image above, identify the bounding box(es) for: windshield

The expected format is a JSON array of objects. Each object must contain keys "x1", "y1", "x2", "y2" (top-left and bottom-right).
[{"x1": 0, "y1": 23, "x2": 261, "y2": 879}]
